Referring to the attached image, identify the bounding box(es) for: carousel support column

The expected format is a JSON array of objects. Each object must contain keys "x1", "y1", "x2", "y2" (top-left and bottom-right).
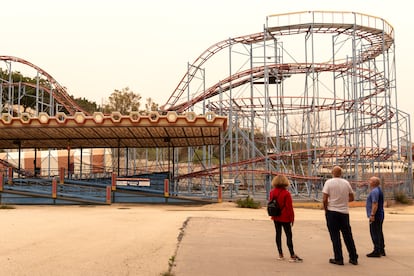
[
  {"x1": 164, "y1": 179, "x2": 169, "y2": 203},
  {"x1": 111, "y1": 172, "x2": 117, "y2": 203},
  {"x1": 67, "y1": 146, "x2": 71, "y2": 179}
]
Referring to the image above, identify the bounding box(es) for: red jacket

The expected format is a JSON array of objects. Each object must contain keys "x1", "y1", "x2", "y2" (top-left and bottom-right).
[{"x1": 269, "y1": 187, "x2": 294, "y2": 223}]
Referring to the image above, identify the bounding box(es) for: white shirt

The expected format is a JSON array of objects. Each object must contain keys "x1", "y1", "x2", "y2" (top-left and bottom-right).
[{"x1": 322, "y1": 177, "x2": 354, "y2": 214}]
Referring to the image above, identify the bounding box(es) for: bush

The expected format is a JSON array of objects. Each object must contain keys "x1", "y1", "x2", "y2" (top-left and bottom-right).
[
  {"x1": 0, "y1": 205, "x2": 15, "y2": 209},
  {"x1": 235, "y1": 196, "x2": 262, "y2": 209},
  {"x1": 394, "y1": 191, "x2": 412, "y2": 205}
]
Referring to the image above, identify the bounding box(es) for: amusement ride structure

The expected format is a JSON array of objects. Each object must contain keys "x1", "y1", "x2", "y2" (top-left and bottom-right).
[
  {"x1": 161, "y1": 11, "x2": 412, "y2": 199},
  {"x1": 1, "y1": 11, "x2": 412, "y2": 203}
]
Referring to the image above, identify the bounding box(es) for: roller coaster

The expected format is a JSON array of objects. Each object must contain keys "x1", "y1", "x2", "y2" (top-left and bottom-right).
[
  {"x1": 161, "y1": 11, "x2": 412, "y2": 199},
  {"x1": 0, "y1": 55, "x2": 88, "y2": 116},
  {"x1": 1, "y1": 11, "x2": 412, "y2": 203}
]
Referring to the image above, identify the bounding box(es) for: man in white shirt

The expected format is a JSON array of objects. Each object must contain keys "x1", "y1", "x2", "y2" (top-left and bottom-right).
[{"x1": 322, "y1": 166, "x2": 358, "y2": 266}]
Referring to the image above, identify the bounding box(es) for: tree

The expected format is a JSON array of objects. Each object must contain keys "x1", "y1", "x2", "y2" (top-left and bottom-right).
[
  {"x1": 103, "y1": 87, "x2": 141, "y2": 114},
  {"x1": 144, "y1": 97, "x2": 159, "y2": 113},
  {"x1": 0, "y1": 69, "x2": 51, "y2": 114},
  {"x1": 73, "y1": 97, "x2": 99, "y2": 114}
]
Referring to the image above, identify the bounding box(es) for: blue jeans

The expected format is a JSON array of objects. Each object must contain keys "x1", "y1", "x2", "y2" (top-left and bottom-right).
[
  {"x1": 326, "y1": 210, "x2": 358, "y2": 261},
  {"x1": 369, "y1": 218, "x2": 385, "y2": 253}
]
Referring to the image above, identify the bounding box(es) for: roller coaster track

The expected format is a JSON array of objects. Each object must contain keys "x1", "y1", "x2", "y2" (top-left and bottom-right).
[
  {"x1": 0, "y1": 55, "x2": 89, "y2": 115},
  {"x1": 158, "y1": 11, "x2": 407, "y2": 190},
  {"x1": 168, "y1": 63, "x2": 392, "y2": 130},
  {"x1": 161, "y1": 11, "x2": 393, "y2": 111},
  {"x1": 175, "y1": 146, "x2": 396, "y2": 182},
  {"x1": 0, "y1": 158, "x2": 34, "y2": 177},
  {"x1": 206, "y1": 95, "x2": 395, "y2": 137}
]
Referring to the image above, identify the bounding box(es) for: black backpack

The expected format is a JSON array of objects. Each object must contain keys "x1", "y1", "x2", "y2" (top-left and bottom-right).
[{"x1": 267, "y1": 193, "x2": 282, "y2": 216}]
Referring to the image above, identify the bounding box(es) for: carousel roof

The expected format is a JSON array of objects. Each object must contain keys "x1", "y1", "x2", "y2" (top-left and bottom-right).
[{"x1": 0, "y1": 111, "x2": 228, "y2": 149}]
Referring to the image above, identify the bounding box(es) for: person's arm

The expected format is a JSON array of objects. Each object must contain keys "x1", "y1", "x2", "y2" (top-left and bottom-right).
[
  {"x1": 323, "y1": 193, "x2": 329, "y2": 212},
  {"x1": 370, "y1": 202, "x2": 378, "y2": 222},
  {"x1": 348, "y1": 192, "x2": 354, "y2": 202},
  {"x1": 281, "y1": 191, "x2": 295, "y2": 226},
  {"x1": 347, "y1": 182, "x2": 355, "y2": 202}
]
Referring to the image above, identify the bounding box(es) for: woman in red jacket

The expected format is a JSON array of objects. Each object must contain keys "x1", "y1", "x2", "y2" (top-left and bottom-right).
[{"x1": 269, "y1": 175, "x2": 303, "y2": 262}]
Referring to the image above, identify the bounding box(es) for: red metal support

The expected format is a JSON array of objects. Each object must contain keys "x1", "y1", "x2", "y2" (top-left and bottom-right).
[
  {"x1": 164, "y1": 179, "x2": 169, "y2": 197},
  {"x1": 52, "y1": 178, "x2": 57, "y2": 199},
  {"x1": 218, "y1": 185, "x2": 222, "y2": 203}
]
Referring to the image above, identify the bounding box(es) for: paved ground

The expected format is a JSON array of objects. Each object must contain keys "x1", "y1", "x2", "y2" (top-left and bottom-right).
[
  {"x1": 172, "y1": 204, "x2": 414, "y2": 276},
  {"x1": 1, "y1": 202, "x2": 413, "y2": 276}
]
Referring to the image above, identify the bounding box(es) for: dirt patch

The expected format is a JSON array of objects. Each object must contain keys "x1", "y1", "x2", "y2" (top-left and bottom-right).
[{"x1": 292, "y1": 201, "x2": 365, "y2": 209}]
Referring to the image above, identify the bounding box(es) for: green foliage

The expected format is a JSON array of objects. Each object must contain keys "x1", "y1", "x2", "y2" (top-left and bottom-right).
[
  {"x1": 0, "y1": 205, "x2": 15, "y2": 209},
  {"x1": 1, "y1": 69, "x2": 51, "y2": 113},
  {"x1": 394, "y1": 191, "x2": 412, "y2": 204},
  {"x1": 144, "y1": 97, "x2": 158, "y2": 112},
  {"x1": 0, "y1": 68, "x2": 46, "y2": 84},
  {"x1": 73, "y1": 97, "x2": 99, "y2": 114},
  {"x1": 2, "y1": 69, "x2": 163, "y2": 117},
  {"x1": 235, "y1": 196, "x2": 262, "y2": 209},
  {"x1": 104, "y1": 87, "x2": 141, "y2": 114}
]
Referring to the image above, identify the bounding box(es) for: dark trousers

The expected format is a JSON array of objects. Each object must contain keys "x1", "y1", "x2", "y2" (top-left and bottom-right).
[
  {"x1": 370, "y1": 218, "x2": 385, "y2": 253},
  {"x1": 273, "y1": 221, "x2": 294, "y2": 256},
  {"x1": 326, "y1": 210, "x2": 358, "y2": 261}
]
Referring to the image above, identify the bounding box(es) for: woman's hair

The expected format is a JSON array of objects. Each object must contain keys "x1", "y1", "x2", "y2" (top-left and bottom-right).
[{"x1": 271, "y1": 175, "x2": 290, "y2": 188}]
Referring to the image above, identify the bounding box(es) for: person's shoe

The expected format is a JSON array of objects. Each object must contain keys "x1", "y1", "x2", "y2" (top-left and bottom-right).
[
  {"x1": 289, "y1": 255, "x2": 303, "y2": 263},
  {"x1": 366, "y1": 251, "x2": 381, "y2": 257},
  {"x1": 381, "y1": 250, "x2": 386, "y2": 256},
  {"x1": 277, "y1": 254, "x2": 285, "y2": 261},
  {"x1": 349, "y1": 259, "x2": 358, "y2": 265},
  {"x1": 329, "y1": 258, "x2": 344, "y2": 265}
]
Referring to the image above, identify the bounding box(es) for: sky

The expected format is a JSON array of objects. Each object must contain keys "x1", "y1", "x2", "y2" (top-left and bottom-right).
[{"x1": 1, "y1": 0, "x2": 413, "y2": 129}]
